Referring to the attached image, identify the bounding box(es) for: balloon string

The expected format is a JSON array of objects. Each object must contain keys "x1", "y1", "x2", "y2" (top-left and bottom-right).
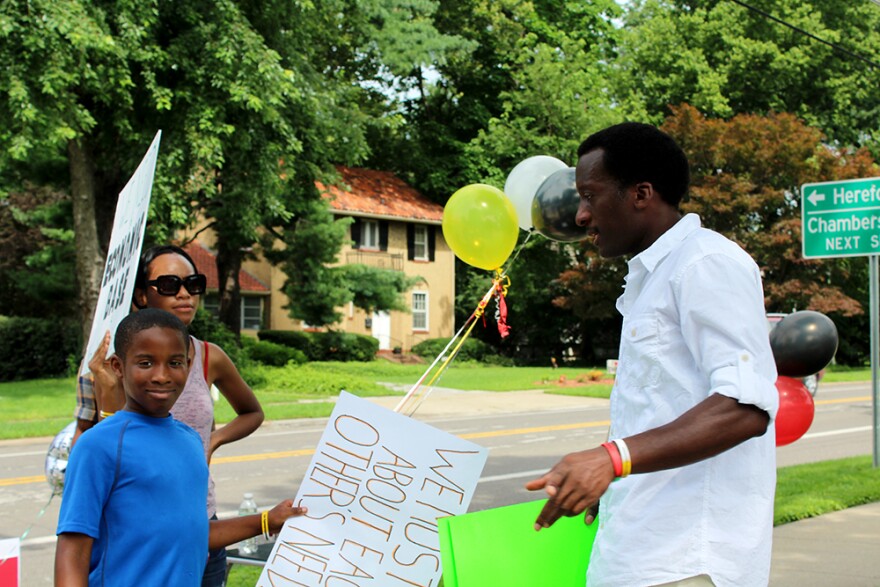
[
  {"x1": 394, "y1": 230, "x2": 532, "y2": 416},
  {"x1": 403, "y1": 317, "x2": 482, "y2": 417},
  {"x1": 0, "y1": 492, "x2": 56, "y2": 569},
  {"x1": 393, "y1": 287, "x2": 491, "y2": 414}
]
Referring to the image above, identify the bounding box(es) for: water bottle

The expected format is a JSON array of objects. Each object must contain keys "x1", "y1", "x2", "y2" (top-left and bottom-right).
[{"x1": 238, "y1": 493, "x2": 258, "y2": 555}]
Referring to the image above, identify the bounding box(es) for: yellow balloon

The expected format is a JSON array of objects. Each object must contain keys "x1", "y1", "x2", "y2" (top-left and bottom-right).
[{"x1": 442, "y1": 184, "x2": 519, "y2": 271}]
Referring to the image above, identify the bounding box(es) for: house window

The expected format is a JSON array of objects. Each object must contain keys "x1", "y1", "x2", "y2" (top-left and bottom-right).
[
  {"x1": 241, "y1": 297, "x2": 263, "y2": 330},
  {"x1": 203, "y1": 295, "x2": 263, "y2": 330},
  {"x1": 204, "y1": 295, "x2": 220, "y2": 315},
  {"x1": 412, "y1": 292, "x2": 429, "y2": 331},
  {"x1": 361, "y1": 220, "x2": 380, "y2": 250},
  {"x1": 413, "y1": 225, "x2": 428, "y2": 261}
]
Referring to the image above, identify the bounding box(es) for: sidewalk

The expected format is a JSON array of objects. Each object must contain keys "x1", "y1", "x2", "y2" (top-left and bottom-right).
[
  {"x1": 770, "y1": 502, "x2": 880, "y2": 586},
  {"x1": 367, "y1": 387, "x2": 880, "y2": 587}
]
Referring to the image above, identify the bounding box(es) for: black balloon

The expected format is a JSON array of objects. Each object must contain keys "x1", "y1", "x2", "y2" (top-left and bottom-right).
[
  {"x1": 769, "y1": 311, "x2": 839, "y2": 378},
  {"x1": 531, "y1": 167, "x2": 588, "y2": 242}
]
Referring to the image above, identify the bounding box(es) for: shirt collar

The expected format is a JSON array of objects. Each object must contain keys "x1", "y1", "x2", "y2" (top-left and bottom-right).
[{"x1": 629, "y1": 213, "x2": 701, "y2": 273}]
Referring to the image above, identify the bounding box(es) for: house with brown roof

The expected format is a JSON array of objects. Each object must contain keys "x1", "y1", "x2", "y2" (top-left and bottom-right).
[{"x1": 187, "y1": 166, "x2": 454, "y2": 351}]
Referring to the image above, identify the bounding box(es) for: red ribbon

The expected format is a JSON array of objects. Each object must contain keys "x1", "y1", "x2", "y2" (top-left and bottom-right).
[{"x1": 496, "y1": 283, "x2": 510, "y2": 339}]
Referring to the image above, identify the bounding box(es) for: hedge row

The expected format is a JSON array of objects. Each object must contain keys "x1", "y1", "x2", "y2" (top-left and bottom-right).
[
  {"x1": 0, "y1": 317, "x2": 82, "y2": 381},
  {"x1": 411, "y1": 337, "x2": 494, "y2": 362},
  {"x1": 258, "y1": 330, "x2": 378, "y2": 362}
]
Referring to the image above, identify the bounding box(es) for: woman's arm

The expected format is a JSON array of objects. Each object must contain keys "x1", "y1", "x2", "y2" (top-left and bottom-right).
[
  {"x1": 206, "y1": 342, "x2": 264, "y2": 457},
  {"x1": 55, "y1": 533, "x2": 93, "y2": 587},
  {"x1": 89, "y1": 331, "x2": 126, "y2": 415}
]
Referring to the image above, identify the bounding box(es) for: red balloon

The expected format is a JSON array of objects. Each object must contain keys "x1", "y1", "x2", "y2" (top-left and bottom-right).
[{"x1": 775, "y1": 376, "x2": 815, "y2": 446}]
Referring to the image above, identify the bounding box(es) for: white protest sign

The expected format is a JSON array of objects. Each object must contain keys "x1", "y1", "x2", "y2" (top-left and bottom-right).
[
  {"x1": 81, "y1": 131, "x2": 161, "y2": 374},
  {"x1": 0, "y1": 537, "x2": 21, "y2": 586},
  {"x1": 258, "y1": 391, "x2": 488, "y2": 587}
]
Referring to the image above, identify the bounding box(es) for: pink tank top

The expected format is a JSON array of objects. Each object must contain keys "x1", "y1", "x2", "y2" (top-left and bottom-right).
[{"x1": 171, "y1": 336, "x2": 217, "y2": 518}]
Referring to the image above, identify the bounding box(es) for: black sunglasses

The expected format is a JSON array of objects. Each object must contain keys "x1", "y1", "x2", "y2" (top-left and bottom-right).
[{"x1": 145, "y1": 274, "x2": 207, "y2": 296}]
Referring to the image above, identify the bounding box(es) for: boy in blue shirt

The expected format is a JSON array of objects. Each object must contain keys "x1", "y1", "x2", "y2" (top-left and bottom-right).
[{"x1": 55, "y1": 309, "x2": 305, "y2": 586}]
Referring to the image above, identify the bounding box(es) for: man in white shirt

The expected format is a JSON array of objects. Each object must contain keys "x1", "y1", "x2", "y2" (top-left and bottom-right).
[{"x1": 526, "y1": 122, "x2": 778, "y2": 587}]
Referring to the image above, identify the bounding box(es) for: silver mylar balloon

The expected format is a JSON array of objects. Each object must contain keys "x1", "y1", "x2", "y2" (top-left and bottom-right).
[
  {"x1": 530, "y1": 167, "x2": 588, "y2": 242},
  {"x1": 45, "y1": 421, "x2": 77, "y2": 495}
]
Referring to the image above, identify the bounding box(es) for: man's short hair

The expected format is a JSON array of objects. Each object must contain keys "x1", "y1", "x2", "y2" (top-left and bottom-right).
[
  {"x1": 114, "y1": 308, "x2": 189, "y2": 359},
  {"x1": 577, "y1": 122, "x2": 690, "y2": 206}
]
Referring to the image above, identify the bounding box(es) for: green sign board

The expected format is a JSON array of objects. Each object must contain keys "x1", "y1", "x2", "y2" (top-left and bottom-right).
[{"x1": 802, "y1": 177, "x2": 880, "y2": 259}]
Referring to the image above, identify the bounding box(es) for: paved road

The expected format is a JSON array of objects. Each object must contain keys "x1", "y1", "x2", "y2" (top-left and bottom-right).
[{"x1": 0, "y1": 380, "x2": 874, "y2": 585}]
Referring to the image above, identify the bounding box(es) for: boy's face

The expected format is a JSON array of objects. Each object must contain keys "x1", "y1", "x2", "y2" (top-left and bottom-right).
[{"x1": 110, "y1": 326, "x2": 190, "y2": 418}]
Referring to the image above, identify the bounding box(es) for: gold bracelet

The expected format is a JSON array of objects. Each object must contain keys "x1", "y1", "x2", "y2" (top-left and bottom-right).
[
  {"x1": 100, "y1": 410, "x2": 115, "y2": 419},
  {"x1": 261, "y1": 510, "x2": 270, "y2": 540}
]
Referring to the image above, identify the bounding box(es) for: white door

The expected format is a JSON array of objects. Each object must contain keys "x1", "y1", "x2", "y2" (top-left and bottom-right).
[{"x1": 371, "y1": 311, "x2": 391, "y2": 350}]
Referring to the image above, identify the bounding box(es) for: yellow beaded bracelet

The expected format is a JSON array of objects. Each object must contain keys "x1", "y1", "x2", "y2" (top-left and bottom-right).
[{"x1": 100, "y1": 410, "x2": 115, "y2": 419}]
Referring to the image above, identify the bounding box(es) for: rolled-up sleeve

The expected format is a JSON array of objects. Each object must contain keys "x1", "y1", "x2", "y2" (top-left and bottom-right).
[
  {"x1": 709, "y1": 352, "x2": 779, "y2": 419},
  {"x1": 678, "y1": 252, "x2": 779, "y2": 419}
]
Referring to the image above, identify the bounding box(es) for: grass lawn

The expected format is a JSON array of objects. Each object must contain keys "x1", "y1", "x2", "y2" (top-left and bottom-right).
[
  {"x1": 227, "y1": 455, "x2": 880, "y2": 586},
  {"x1": 0, "y1": 362, "x2": 615, "y2": 439},
  {"x1": 821, "y1": 364, "x2": 873, "y2": 383},
  {"x1": 0, "y1": 358, "x2": 872, "y2": 440},
  {"x1": 0, "y1": 376, "x2": 82, "y2": 440},
  {"x1": 0, "y1": 359, "x2": 869, "y2": 440}
]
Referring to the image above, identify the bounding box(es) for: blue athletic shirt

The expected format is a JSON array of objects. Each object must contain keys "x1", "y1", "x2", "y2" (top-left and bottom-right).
[{"x1": 58, "y1": 410, "x2": 209, "y2": 586}]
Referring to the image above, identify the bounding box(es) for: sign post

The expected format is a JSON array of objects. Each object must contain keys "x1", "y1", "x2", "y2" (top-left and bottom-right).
[{"x1": 801, "y1": 177, "x2": 880, "y2": 466}]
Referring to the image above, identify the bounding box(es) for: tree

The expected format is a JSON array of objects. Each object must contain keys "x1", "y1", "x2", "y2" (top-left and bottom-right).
[
  {"x1": 0, "y1": 0, "x2": 174, "y2": 341},
  {"x1": 613, "y1": 0, "x2": 880, "y2": 150},
  {"x1": 0, "y1": 0, "x2": 384, "y2": 339},
  {"x1": 362, "y1": 0, "x2": 629, "y2": 360},
  {"x1": 0, "y1": 185, "x2": 77, "y2": 319},
  {"x1": 557, "y1": 105, "x2": 879, "y2": 364}
]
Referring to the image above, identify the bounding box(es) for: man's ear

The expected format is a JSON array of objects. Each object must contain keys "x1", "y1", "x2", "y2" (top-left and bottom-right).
[
  {"x1": 133, "y1": 288, "x2": 147, "y2": 309},
  {"x1": 109, "y1": 354, "x2": 124, "y2": 380},
  {"x1": 632, "y1": 182, "x2": 657, "y2": 210}
]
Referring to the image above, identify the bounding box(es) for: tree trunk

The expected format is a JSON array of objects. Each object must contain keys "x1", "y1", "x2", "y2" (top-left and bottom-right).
[
  {"x1": 216, "y1": 243, "x2": 242, "y2": 339},
  {"x1": 68, "y1": 138, "x2": 106, "y2": 348}
]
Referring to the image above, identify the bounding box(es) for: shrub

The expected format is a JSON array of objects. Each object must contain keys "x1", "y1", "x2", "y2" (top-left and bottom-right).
[
  {"x1": 247, "y1": 340, "x2": 307, "y2": 367},
  {"x1": 312, "y1": 331, "x2": 378, "y2": 362},
  {"x1": 188, "y1": 308, "x2": 245, "y2": 365},
  {"x1": 259, "y1": 330, "x2": 378, "y2": 362},
  {"x1": 412, "y1": 337, "x2": 496, "y2": 362},
  {"x1": 0, "y1": 317, "x2": 81, "y2": 381},
  {"x1": 258, "y1": 330, "x2": 317, "y2": 359}
]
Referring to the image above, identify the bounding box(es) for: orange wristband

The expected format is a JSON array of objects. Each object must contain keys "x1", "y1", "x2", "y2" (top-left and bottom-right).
[{"x1": 601, "y1": 442, "x2": 623, "y2": 478}]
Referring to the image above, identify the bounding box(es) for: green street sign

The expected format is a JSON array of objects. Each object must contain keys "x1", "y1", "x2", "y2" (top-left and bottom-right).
[{"x1": 801, "y1": 177, "x2": 880, "y2": 259}]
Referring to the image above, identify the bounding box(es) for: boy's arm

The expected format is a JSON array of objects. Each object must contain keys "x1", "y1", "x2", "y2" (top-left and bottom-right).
[
  {"x1": 208, "y1": 500, "x2": 306, "y2": 550},
  {"x1": 55, "y1": 533, "x2": 92, "y2": 587}
]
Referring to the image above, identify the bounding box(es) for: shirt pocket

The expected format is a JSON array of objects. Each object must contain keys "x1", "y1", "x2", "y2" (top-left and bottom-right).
[{"x1": 619, "y1": 316, "x2": 662, "y2": 387}]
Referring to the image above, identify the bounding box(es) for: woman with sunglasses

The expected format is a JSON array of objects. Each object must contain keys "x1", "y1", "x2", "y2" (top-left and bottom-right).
[{"x1": 78, "y1": 244, "x2": 264, "y2": 587}]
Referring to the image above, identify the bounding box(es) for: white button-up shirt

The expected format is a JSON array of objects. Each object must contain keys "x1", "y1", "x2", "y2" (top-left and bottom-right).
[{"x1": 588, "y1": 214, "x2": 778, "y2": 587}]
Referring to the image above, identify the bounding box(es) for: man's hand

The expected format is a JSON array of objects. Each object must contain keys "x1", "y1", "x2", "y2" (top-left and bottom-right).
[{"x1": 525, "y1": 447, "x2": 615, "y2": 530}]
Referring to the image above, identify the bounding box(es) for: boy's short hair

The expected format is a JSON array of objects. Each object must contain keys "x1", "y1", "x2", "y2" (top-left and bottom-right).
[{"x1": 115, "y1": 309, "x2": 190, "y2": 359}]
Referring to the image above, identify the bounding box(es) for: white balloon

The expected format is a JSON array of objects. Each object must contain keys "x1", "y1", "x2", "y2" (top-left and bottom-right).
[{"x1": 504, "y1": 156, "x2": 568, "y2": 230}]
